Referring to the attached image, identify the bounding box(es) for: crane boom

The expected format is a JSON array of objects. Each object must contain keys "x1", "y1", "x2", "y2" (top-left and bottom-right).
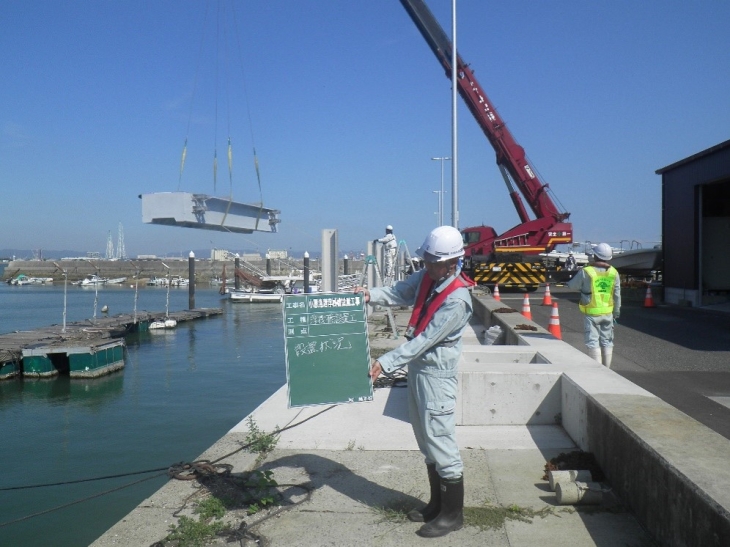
[{"x1": 400, "y1": 0, "x2": 572, "y2": 258}]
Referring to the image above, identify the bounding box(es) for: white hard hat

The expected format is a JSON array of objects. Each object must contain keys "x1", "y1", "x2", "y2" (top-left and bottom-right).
[
  {"x1": 416, "y1": 226, "x2": 464, "y2": 262},
  {"x1": 593, "y1": 243, "x2": 613, "y2": 261},
  {"x1": 386, "y1": 225, "x2": 393, "y2": 231}
]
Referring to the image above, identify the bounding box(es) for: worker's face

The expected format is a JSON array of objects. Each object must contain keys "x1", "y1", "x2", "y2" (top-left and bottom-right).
[{"x1": 425, "y1": 259, "x2": 455, "y2": 282}]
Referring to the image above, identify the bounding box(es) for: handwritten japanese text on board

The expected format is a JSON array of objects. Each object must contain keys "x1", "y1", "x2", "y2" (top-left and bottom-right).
[{"x1": 283, "y1": 293, "x2": 373, "y2": 407}]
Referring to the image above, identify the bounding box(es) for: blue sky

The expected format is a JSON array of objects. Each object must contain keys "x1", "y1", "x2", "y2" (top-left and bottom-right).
[{"x1": 2, "y1": 1, "x2": 728, "y2": 258}]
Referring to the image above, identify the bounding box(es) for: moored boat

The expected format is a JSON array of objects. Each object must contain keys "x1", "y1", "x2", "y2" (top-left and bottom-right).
[
  {"x1": 28, "y1": 277, "x2": 54, "y2": 285},
  {"x1": 147, "y1": 276, "x2": 168, "y2": 287},
  {"x1": 229, "y1": 290, "x2": 284, "y2": 303},
  {"x1": 10, "y1": 274, "x2": 32, "y2": 286},
  {"x1": 169, "y1": 275, "x2": 189, "y2": 287},
  {"x1": 149, "y1": 318, "x2": 178, "y2": 329},
  {"x1": 610, "y1": 246, "x2": 662, "y2": 276},
  {"x1": 228, "y1": 275, "x2": 305, "y2": 303},
  {"x1": 78, "y1": 274, "x2": 108, "y2": 286}
]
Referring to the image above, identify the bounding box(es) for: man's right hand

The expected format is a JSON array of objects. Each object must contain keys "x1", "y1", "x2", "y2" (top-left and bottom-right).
[{"x1": 354, "y1": 286, "x2": 370, "y2": 303}]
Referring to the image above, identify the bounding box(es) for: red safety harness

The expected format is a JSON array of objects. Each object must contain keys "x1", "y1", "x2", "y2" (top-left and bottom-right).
[{"x1": 406, "y1": 272, "x2": 474, "y2": 339}]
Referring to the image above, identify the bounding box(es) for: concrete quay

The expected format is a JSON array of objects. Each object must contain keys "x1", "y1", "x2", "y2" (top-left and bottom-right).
[{"x1": 91, "y1": 291, "x2": 730, "y2": 547}]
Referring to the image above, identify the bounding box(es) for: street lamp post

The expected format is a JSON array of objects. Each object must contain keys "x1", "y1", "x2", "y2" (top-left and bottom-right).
[
  {"x1": 160, "y1": 262, "x2": 171, "y2": 319},
  {"x1": 432, "y1": 191, "x2": 441, "y2": 227},
  {"x1": 52, "y1": 262, "x2": 67, "y2": 333},
  {"x1": 84, "y1": 259, "x2": 101, "y2": 322},
  {"x1": 431, "y1": 156, "x2": 451, "y2": 226}
]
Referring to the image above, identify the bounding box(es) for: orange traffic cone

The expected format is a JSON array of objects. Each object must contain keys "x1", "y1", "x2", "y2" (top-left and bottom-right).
[
  {"x1": 644, "y1": 286, "x2": 656, "y2": 308},
  {"x1": 542, "y1": 283, "x2": 552, "y2": 306},
  {"x1": 548, "y1": 302, "x2": 562, "y2": 339},
  {"x1": 521, "y1": 294, "x2": 532, "y2": 320},
  {"x1": 493, "y1": 283, "x2": 501, "y2": 301}
]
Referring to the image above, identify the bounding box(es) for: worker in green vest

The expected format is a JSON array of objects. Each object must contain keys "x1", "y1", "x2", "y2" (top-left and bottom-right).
[{"x1": 567, "y1": 242, "x2": 621, "y2": 367}]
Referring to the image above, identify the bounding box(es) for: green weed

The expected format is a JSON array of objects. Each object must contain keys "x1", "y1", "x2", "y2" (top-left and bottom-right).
[
  {"x1": 244, "y1": 417, "x2": 279, "y2": 463},
  {"x1": 165, "y1": 497, "x2": 232, "y2": 547},
  {"x1": 464, "y1": 503, "x2": 567, "y2": 531}
]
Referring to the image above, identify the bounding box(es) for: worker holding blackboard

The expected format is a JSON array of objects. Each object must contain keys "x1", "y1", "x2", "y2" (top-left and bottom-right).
[{"x1": 355, "y1": 225, "x2": 474, "y2": 539}]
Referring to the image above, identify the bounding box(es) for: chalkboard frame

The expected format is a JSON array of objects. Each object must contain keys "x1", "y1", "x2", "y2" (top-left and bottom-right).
[{"x1": 283, "y1": 292, "x2": 374, "y2": 407}]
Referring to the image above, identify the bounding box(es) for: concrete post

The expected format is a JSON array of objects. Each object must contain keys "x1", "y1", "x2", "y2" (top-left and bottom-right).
[
  {"x1": 321, "y1": 229, "x2": 338, "y2": 293},
  {"x1": 303, "y1": 252, "x2": 310, "y2": 293},
  {"x1": 188, "y1": 251, "x2": 195, "y2": 310},
  {"x1": 234, "y1": 257, "x2": 240, "y2": 291},
  {"x1": 367, "y1": 240, "x2": 379, "y2": 289}
]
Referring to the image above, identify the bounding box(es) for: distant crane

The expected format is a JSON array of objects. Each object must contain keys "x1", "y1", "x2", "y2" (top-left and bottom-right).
[
  {"x1": 105, "y1": 231, "x2": 114, "y2": 259},
  {"x1": 116, "y1": 222, "x2": 126, "y2": 260}
]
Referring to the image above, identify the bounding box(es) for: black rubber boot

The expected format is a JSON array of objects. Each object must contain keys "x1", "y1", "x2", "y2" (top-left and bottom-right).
[
  {"x1": 416, "y1": 475, "x2": 464, "y2": 538},
  {"x1": 407, "y1": 464, "x2": 440, "y2": 522}
]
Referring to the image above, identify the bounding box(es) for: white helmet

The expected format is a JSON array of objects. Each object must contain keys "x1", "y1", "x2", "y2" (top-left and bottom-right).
[
  {"x1": 386, "y1": 225, "x2": 393, "y2": 231},
  {"x1": 416, "y1": 226, "x2": 464, "y2": 262},
  {"x1": 593, "y1": 242, "x2": 613, "y2": 261}
]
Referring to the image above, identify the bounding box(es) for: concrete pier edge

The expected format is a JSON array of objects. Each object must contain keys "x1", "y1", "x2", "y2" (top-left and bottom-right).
[{"x1": 90, "y1": 291, "x2": 730, "y2": 547}]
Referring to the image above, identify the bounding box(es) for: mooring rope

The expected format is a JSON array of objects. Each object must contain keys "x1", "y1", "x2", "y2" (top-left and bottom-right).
[{"x1": 0, "y1": 404, "x2": 338, "y2": 529}]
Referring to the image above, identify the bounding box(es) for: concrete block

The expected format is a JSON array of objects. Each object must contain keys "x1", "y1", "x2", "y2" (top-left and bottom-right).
[
  {"x1": 459, "y1": 369, "x2": 561, "y2": 425},
  {"x1": 141, "y1": 192, "x2": 280, "y2": 234},
  {"x1": 587, "y1": 394, "x2": 730, "y2": 547}
]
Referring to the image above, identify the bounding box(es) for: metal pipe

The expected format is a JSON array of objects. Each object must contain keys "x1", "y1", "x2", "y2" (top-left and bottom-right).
[
  {"x1": 188, "y1": 251, "x2": 195, "y2": 310},
  {"x1": 451, "y1": 0, "x2": 459, "y2": 228}
]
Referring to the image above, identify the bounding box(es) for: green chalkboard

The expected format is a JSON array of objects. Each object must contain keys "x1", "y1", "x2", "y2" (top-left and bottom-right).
[{"x1": 283, "y1": 292, "x2": 374, "y2": 407}]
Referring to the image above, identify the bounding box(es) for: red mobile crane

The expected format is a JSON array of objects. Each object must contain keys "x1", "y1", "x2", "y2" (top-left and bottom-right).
[{"x1": 400, "y1": 0, "x2": 573, "y2": 288}]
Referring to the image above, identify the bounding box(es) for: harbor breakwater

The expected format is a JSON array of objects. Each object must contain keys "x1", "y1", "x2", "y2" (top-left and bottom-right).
[{"x1": 2, "y1": 257, "x2": 367, "y2": 285}]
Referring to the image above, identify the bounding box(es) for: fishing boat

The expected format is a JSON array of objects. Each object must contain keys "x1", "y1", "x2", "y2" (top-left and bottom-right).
[
  {"x1": 229, "y1": 289, "x2": 284, "y2": 303},
  {"x1": 169, "y1": 275, "x2": 189, "y2": 287},
  {"x1": 149, "y1": 318, "x2": 178, "y2": 329},
  {"x1": 229, "y1": 275, "x2": 304, "y2": 303},
  {"x1": 150, "y1": 272, "x2": 177, "y2": 328},
  {"x1": 10, "y1": 274, "x2": 32, "y2": 286},
  {"x1": 610, "y1": 246, "x2": 662, "y2": 276},
  {"x1": 79, "y1": 274, "x2": 108, "y2": 286},
  {"x1": 28, "y1": 277, "x2": 54, "y2": 284}
]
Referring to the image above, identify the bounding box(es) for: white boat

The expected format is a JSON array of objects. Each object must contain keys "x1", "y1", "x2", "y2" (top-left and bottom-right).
[
  {"x1": 147, "y1": 276, "x2": 168, "y2": 286},
  {"x1": 28, "y1": 277, "x2": 54, "y2": 285},
  {"x1": 169, "y1": 275, "x2": 189, "y2": 287},
  {"x1": 229, "y1": 275, "x2": 305, "y2": 303},
  {"x1": 10, "y1": 274, "x2": 32, "y2": 286},
  {"x1": 229, "y1": 290, "x2": 284, "y2": 303},
  {"x1": 106, "y1": 277, "x2": 127, "y2": 285},
  {"x1": 610, "y1": 246, "x2": 662, "y2": 275},
  {"x1": 540, "y1": 250, "x2": 590, "y2": 269},
  {"x1": 79, "y1": 274, "x2": 108, "y2": 286},
  {"x1": 149, "y1": 318, "x2": 177, "y2": 329}
]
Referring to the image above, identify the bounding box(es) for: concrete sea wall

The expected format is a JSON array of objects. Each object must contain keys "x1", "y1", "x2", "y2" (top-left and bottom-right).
[{"x1": 470, "y1": 293, "x2": 730, "y2": 547}]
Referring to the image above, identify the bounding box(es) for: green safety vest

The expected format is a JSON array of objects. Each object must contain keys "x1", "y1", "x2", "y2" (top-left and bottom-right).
[{"x1": 579, "y1": 266, "x2": 618, "y2": 316}]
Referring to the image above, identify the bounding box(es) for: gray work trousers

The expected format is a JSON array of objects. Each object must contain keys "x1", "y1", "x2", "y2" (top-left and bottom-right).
[{"x1": 408, "y1": 364, "x2": 463, "y2": 479}]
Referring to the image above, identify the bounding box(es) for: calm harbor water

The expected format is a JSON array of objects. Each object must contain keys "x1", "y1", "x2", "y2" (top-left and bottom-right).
[{"x1": 0, "y1": 282, "x2": 286, "y2": 547}]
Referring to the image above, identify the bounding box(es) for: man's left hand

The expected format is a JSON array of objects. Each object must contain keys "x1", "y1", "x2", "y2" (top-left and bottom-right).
[{"x1": 369, "y1": 360, "x2": 382, "y2": 382}]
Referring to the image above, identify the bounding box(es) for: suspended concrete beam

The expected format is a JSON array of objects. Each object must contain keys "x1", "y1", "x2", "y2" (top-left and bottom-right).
[{"x1": 140, "y1": 192, "x2": 281, "y2": 234}]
